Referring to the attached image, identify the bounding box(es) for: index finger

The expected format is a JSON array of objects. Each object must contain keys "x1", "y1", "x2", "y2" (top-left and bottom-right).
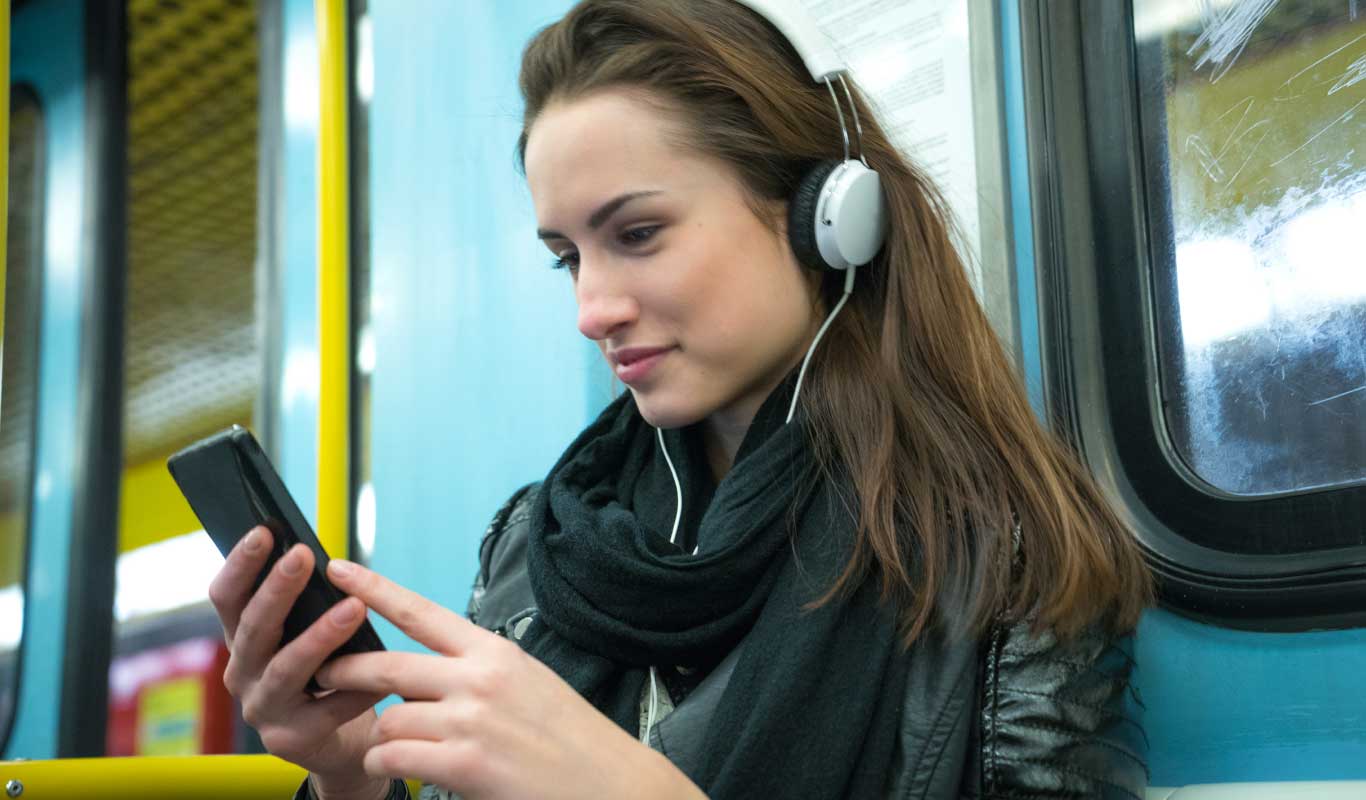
[
  {"x1": 325, "y1": 559, "x2": 476, "y2": 656},
  {"x1": 207, "y1": 525, "x2": 274, "y2": 642}
]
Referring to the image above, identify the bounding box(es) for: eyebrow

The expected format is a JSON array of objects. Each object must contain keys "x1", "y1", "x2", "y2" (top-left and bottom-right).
[{"x1": 536, "y1": 190, "x2": 663, "y2": 240}]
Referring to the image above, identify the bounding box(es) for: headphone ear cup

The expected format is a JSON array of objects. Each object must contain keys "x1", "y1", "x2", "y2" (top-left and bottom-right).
[{"x1": 787, "y1": 160, "x2": 840, "y2": 272}]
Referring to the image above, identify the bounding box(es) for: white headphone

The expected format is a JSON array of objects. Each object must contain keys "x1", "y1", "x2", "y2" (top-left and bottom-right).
[
  {"x1": 642, "y1": 0, "x2": 887, "y2": 746},
  {"x1": 732, "y1": 0, "x2": 888, "y2": 274}
]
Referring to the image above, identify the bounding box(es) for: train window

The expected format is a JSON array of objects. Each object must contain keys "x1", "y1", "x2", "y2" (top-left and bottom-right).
[
  {"x1": 1021, "y1": 2, "x2": 1366, "y2": 626},
  {"x1": 107, "y1": 0, "x2": 263, "y2": 756},
  {"x1": 1135, "y1": 2, "x2": 1366, "y2": 498},
  {"x1": 1, "y1": 85, "x2": 46, "y2": 753}
]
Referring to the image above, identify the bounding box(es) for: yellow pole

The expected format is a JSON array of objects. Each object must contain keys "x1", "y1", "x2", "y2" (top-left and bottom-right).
[
  {"x1": 0, "y1": 755, "x2": 422, "y2": 798},
  {"x1": 0, "y1": 755, "x2": 307, "y2": 799},
  {"x1": 316, "y1": 0, "x2": 350, "y2": 559}
]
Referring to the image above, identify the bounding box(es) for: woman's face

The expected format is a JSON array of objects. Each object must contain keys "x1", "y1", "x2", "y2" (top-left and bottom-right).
[{"x1": 524, "y1": 89, "x2": 820, "y2": 432}]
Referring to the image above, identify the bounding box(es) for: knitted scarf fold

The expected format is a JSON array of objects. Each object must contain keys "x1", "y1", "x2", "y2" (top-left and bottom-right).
[{"x1": 521, "y1": 378, "x2": 909, "y2": 798}]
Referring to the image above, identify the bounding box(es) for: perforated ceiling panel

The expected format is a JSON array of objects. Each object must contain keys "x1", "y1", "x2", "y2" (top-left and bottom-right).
[{"x1": 126, "y1": 0, "x2": 260, "y2": 465}]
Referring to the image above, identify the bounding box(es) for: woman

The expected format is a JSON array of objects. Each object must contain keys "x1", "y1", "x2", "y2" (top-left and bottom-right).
[{"x1": 209, "y1": 1, "x2": 1153, "y2": 798}]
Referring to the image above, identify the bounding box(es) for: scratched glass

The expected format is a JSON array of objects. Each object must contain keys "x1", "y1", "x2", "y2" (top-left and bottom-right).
[{"x1": 1134, "y1": 0, "x2": 1366, "y2": 496}]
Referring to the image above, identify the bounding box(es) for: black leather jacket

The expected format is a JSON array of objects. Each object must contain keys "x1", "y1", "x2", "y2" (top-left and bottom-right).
[
  {"x1": 468, "y1": 484, "x2": 1148, "y2": 799},
  {"x1": 298, "y1": 484, "x2": 1147, "y2": 800}
]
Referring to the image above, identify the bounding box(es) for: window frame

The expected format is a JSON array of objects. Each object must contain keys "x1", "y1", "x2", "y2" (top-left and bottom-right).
[
  {"x1": 0, "y1": 81, "x2": 48, "y2": 761},
  {"x1": 347, "y1": 0, "x2": 371, "y2": 565},
  {"x1": 1018, "y1": 0, "x2": 1366, "y2": 631},
  {"x1": 57, "y1": 0, "x2": 128, "y2": 756}
]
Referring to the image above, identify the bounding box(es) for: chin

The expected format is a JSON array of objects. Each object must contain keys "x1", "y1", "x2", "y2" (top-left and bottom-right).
[{"x1": 629, "y1": 387, "x2": 708, "y2": 430}]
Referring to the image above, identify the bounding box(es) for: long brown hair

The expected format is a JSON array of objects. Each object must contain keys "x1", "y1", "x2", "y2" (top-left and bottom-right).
[{"x1": 515, "y1": 0, "x2": 1152, "y2": 645}]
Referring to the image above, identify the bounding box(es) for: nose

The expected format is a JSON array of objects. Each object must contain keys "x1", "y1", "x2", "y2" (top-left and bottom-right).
[{"x1": 574, "y1": 260, "x2": 637, "y2": 341}]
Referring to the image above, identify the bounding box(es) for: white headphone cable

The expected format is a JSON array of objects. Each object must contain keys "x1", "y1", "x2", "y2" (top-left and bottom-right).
[
  {"x1": 787, "y1": 265, "x2": 856, "y2": 424},
  {"x1": 657, "y1": 427, "x2": 685, "y2": 546},
  {"x1": 643, "y1": 267, "x2": 856, "y2": 744},
  {"x1": 645, "y1": 426, "x2": 691, "y2": 744}
]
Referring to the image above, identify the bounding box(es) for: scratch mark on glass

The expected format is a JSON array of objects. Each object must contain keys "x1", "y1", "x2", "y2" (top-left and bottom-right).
[
  {"x1": 1188, "y1": 0, "x2": 1280, "y2": 82},
  {"x1": 1308, "y1": 384, "x2": 1366, "y2": 406},
  {"x1": 1328, "y1": 52, "x2": 1366, "y2": 95},
  {"x1": 1270, "y1": 97, "x2": 1366, "y2": 166},
  {"x1": 1277, "y1": 33, "x2": 1366, "y2": 96},
  {"x1": 1219, "y1": 125, "x2": 1273, "y2": 189},
  {"x1": 1188, "y1": 97, "x2": 1272, "y2": 186},
  {"x1": 1186, "y1": 134, "x2": 1227, "y2": 182}
]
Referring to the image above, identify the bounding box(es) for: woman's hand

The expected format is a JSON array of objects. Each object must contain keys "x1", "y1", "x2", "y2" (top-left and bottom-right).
[
  {"x1": 208, "y1": 527, "x2": 391, "y2": 800},
  {"x1": 315, "y1": 559, "x2": 708, "y2": 800}
]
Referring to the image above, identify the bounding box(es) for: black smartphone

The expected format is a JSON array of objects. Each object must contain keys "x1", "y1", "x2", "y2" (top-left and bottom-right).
[{"x1": 168, "y1": 425, "x2": 385, "y2": 692}]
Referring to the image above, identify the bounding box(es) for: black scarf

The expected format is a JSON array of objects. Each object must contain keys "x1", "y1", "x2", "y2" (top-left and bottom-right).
[{"x1": 521, "y1": 376, "x2": 910, "y2": 798}]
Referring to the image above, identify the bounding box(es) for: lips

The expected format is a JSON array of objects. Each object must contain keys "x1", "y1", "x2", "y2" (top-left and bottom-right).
[
  {"x1": 611, "y1": 346, "x2": 672, "y2": 367},
  {"x1": 608, "y1": 346, "x2": 673, "y2": 384}
]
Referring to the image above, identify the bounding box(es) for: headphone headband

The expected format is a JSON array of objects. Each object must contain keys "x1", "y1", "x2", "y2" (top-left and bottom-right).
[
  {"x1": 730, "y1": 0, "x2": 847, "y2": 82},
  {"x1": 731, "y1": 0, "x2": 888, "y2": 274}
]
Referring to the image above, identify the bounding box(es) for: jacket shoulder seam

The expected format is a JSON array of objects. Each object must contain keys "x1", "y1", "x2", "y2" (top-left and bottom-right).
[
  {"x1": 999, "y1": 718, "x2": 1148, "y2": 774},
  {"x1": 994, "y1": 686, "x2": 1141, "y2": 723},
  {"x1": 988, "y1": 756, "x2": 1144, "y2": 800}
]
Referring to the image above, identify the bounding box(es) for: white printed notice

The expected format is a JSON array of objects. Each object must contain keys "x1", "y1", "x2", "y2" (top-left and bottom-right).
[{"x1": 801, "y1": 0, "x2": 982, "y2": 290}]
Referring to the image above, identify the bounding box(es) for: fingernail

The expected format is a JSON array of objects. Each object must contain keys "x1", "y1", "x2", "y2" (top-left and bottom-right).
[
  {"x1": 328, "y1": 559, "x2": 355, "y2": 579},
  {"x1": 244, "y1": 527, "x2": 264, "y2": 554},
  {"x1": 331, "y1": 600, "x2": 358, "y2": 625},
  {"x1": 280, "y1": 547, "x2": 304, "y2": 576}
]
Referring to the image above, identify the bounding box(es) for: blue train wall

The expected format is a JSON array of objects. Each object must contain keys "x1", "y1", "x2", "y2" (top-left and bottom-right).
[{"x1": 362, "y1": 0, "x2": 610, "y2": 673}]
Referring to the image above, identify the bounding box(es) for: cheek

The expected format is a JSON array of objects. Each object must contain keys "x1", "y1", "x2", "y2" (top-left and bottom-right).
[
  {"x1": 731, "y1": 242, "x2": 810, "y2": 326},
  {"x1": 693, "y1": 252, "x2": 808, "y2": 358},
  {"x1": 643, "y1": 212, "x2": 810, "y2": 360}
]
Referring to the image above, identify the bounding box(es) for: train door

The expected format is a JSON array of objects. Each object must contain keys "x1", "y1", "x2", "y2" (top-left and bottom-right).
[
  {"x1": 5, "y1": 0, "x2": 125, "y2": 760},
  {"x1": 106, "y1": 0, "x2": 268, "y2": 759},
  {"x1": 3, "y1": 0, "x2": 312, "y2": 766}
]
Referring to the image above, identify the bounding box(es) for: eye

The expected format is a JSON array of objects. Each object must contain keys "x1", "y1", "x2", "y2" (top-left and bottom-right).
[
  {"x1": 621, "y1": 225, "x2": 660, "y2": 246},
  {"x1": 549, "y1": 251, "x2": 579, "y2": 272}
]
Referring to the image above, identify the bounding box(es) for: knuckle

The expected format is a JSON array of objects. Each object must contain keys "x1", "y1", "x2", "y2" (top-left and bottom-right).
[
  {"x1": 260, "y1": 656, "x2": 292, "y2": 690},
  {"x1": 448, "y1": 700, "x2": 485, "y2": 736},
  {"x1": 469, "y1": 661, "x2": 511, "y2": 699},
  {"x1": 207, "y1": 574, "x2": 231, "y2": 612},
  {"x1": 366, "y1": 744, "x2": 399, "y2": 777},
  {"x1": 391, "y1": 595, "x2": 423, "y2": 631},
  {"x1": 377, "y1": 659, "x2": 403, "y2": 693},
  {"x1": 447, "y1": 740, "x2": 485, "y2": 781},
  {"x1": 297, "y1": 622, "x2": 333, "y2": 657},
  {"x1": 234, "y1": 614, "x2": 258, "y2": 643},
  {"x1": 222, "y1": 659, "x2": 243, "y2": 696},
  {"x1": 235, "y1": 615, "x2": 275, "y2": 649},
  {"x1": 352, "y1": 567, "x2": 374, "y2": 591},
  {"x1": 256, "y1": 571, "x2": 287, "y2": 602},
  {"x1": 373, "y1": 710, "x2": 402, "y2": 742},
  {"x1": 241, "y1": 696, "x2": 266, "y2": 728},
  {"x1": 256, "y1": 726, "x2": 297, "y2": 760}
]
